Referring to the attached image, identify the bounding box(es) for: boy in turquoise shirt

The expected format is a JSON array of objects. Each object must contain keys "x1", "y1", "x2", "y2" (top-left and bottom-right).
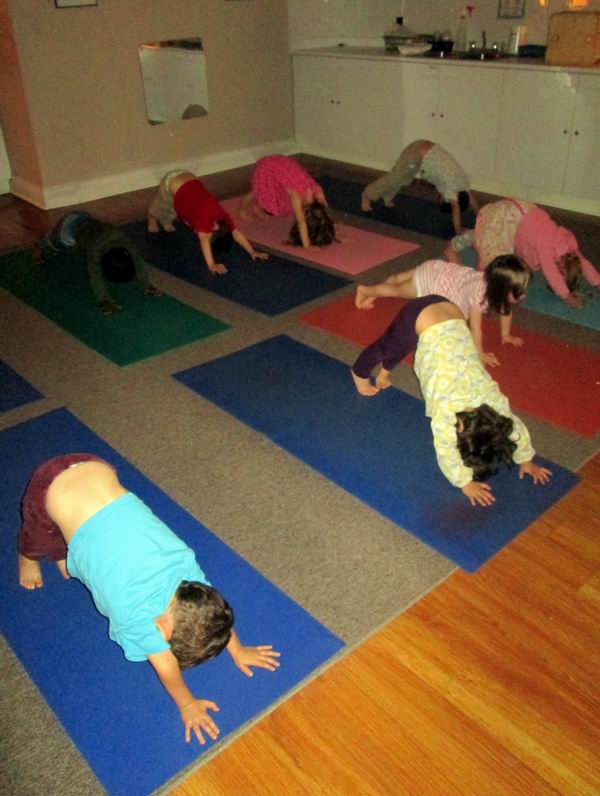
[{"x1": 18, "y1": 454, "x2": 280, "y2": 745}]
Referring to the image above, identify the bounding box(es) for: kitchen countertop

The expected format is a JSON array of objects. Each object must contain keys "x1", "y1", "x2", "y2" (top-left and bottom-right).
[{"x1": 292, "y1": 45, "x2": 600, "y2": 75}]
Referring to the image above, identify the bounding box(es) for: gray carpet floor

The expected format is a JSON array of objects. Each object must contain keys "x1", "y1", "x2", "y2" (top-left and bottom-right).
[{"x1": 1, "y1": 156, "x2": 598, "y2": 795}]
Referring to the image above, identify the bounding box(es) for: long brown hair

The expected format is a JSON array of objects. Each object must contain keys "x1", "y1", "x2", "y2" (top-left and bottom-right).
[{"x1": 289, "y1": 201, "x2": 336, "y2": 247}]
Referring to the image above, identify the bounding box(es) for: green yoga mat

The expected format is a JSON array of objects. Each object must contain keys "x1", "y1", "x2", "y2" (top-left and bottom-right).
[{"x1": 0, "y1": 249, "x2": 230, "y2": 366}]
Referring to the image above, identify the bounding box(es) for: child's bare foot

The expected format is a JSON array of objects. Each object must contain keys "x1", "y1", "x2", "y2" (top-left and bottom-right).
[
  {"x1": 163, "y1": 223, "x2": 175, "y2": 232},
  {"x1": 375, "y1": 370, "x2": 392, "y2": 390},
  {"x1": 383, "y1": 199, "x2": 395, "y2": 208},
  {"x1": 147, "y1": 217, "x2": 159, "y2": 233},
  {"x1": 19, "y1": 555, "x2": 43, "y2": 589},
  {"x1": 351, "y1": 370, "x2": 379, "y2": 396},
  {"x1": 360, "y1": 192, "x2": 372, "y2": 213},
  {"x1": 355, "y1": 285, "x2": 375, "y2": 310},
  {"x1": 56, "y1": 559, "x2": 70, "y2": 580}
]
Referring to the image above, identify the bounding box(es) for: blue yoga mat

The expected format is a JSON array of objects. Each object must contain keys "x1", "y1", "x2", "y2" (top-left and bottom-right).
[
  {"x1": 0, "y1": 409, "x2": 343, "y2": 796},
  {"x1": 174, "y1": 336, "x2": 579, "y2": 573},
  {"x1": 124, "y1": 220, "x2": 351, "y2": 316},
  {"x1": 0, "y1": 359, "x2": 43, "y2": 412},
  {"x1": 319, "y1": 174, "x2": 476, "y2": 239},
  {"x1": 460, "y1": 246, "x2": 600, "y2": 331}
]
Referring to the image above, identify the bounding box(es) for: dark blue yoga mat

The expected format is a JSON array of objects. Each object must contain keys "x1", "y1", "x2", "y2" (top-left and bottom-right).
[
  {"x1": 174, "y1": 336, "x2": 579, "y2": 573},
  {"x1": 319, "y1": 174, "x2": 476, "y2": 239},
  {"x1": 0, "y1": 408, "x2": 343, "y2": 796},
  {"x1": 0, "y1": 359, "x2": 43, "y2": 412},
  {"x1": 124, "y1": 220, "x2": 350, "y2": 316}
]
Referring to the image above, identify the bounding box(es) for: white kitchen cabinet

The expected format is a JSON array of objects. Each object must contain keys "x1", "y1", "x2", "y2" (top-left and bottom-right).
[
  {"x1": 494, "y1": 69, "x2": 576, "y2": 195},
  {"x1": 293, "y1": 55, "x2": 400, "y2": 167},
  {"x1": 562, "y1": 74, "x2": 600, "y2": 205},
  {"x1": 394, "y1": 62, "x2": 504, "y2": 185},
  {"x1": 292, "y1": 49, "x2": 600, "y2": 214}
]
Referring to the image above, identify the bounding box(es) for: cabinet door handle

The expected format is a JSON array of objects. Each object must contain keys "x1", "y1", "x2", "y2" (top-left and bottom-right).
[
  {"x1": 431, "y1": 112, "x2": 436, "y2": 117},
  {"x1": 439, "y1": 113, "x2": 444, "y2": 118},
  {"x1": 574, "y1": 130, "x2": 579, "y2": 136},
  {"x1": 563, "y1": 129, "x2": 569, "y2": 134}
]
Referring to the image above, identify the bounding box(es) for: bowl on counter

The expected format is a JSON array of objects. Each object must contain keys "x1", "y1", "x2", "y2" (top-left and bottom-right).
[{"x1": 383, "y1": 35, "x2": 432, "y2": 56}]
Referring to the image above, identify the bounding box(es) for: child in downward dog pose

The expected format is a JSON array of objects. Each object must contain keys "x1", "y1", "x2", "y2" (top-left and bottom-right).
[
  {"x1": 356, "y1": 256, "x2": 530, "y2": 366},
  {"x1": 239, "y1": 155, "x2": 338, "y2": 250},
  {"x1": 446, "y1": 198, "x2": 600, "y2": 308},
  {"x1": 35, "y1": 212, "x2": 162, "y2": 315},
  {"x1": 148, "y1": 170, "x2": 268, "y2": 275},
  {"x1": 18, "y1": 455, "x2": 280, "y2": 745},
  {"x1": 361, "y1": 140, "x2": 479, "y2": 235},
  {"x1": 351, "y1": 297, "x2": 552, "y2": 506}
]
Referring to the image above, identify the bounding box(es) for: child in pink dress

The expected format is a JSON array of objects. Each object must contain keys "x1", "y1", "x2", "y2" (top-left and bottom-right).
[
  {"x1": 447, "y1": 199, "x2": 600, "y2": 309},
  {"x1": 240, "y1": 155, "x2": 338, "y2": 249},
  {"x1": 355, "y1": 255, "x2": 530, "y2": 367}
]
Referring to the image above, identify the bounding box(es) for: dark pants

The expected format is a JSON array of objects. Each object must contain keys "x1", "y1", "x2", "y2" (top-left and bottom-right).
[
  {"x1": 17, "y1": 453, "x2": 111, "y2": 561},
  {"x1": 352, "y1": 295, "x2": 447, "y2": 378}
]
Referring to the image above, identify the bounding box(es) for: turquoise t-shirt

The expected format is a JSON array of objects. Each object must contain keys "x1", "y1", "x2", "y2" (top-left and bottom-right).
[{"x1": 67, "y1": 493, "x2": 209, "y2": 662}]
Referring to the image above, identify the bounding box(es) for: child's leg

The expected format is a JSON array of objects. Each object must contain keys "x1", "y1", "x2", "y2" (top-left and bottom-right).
[
  {"x1": 355, "y1": 270, "x2": 417, "y2": 309},
  {"x1": 17, "y1": 453, "x2": 110, "y2": 589},
  {"x1": 148, "y1": 174, "x2": 177, "y2": 232},
  {"x1": 351, "y1": 295, "x2": 447, "y2": 395},
  {"x1": 363, "y1": 141, "x2": 423, "y2": 209}
]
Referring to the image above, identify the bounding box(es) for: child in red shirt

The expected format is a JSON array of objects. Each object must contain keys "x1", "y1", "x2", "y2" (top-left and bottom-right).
[{"x1": 148, "y1": 171, "x2": 268, "y2": 275}]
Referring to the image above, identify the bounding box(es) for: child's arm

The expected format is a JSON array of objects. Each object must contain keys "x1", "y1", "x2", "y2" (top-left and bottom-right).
[
  {"x1": 290, "y1": 191, "x2": 310, "y2": 249},
  {"x1": 232, "y1": 229, "x2": 269, "y2": 262},
  {"x1": 462, "y1": 481, "x2": 495, "y2": 507},
  {"x1": 450, "y1": 199, "x2": 464, "y2": 236},
  {"x1": 468, "y1": 307, "x2": 499, "y2": 367},
  {"x1": 579, "y1": 253, "x2": 600, "y2": 290},
  {"x1": 499, "y1": 311, "x2": 523, "y2": 347},
  {"x1": 198, "y1": 233, "x2": 227, "y2": 275},
  {"x1": 468, "y1": 191, "x2": 480, "y2": 215},
  {"x1": 148, "y1": 649, "x2": 220, "y2": 745},
  {"x1": 226, "y1": 629, "x2": 280, "y2": 677}
]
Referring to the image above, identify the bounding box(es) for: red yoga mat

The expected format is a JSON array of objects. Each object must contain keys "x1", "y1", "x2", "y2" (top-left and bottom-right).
[
  {"x1": 301, "y1": 294, "x2": 600, "y2": 437},
  {"x1": 222, "y1": 198, "x2": 419, "y2": 275}
]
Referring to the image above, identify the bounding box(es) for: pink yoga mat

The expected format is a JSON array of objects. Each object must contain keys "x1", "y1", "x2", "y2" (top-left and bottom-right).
[
  {"x1": 301, "y1": 293, "x2": 600, "y2": 438},
  {"x1": 222, "y1": 197, "x2": 419, "y2": 275}
]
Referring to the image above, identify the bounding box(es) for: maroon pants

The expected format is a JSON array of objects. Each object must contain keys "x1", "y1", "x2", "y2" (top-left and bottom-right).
[{"x1": 17, "y1": 453, "x2": 111, "y2": 561}]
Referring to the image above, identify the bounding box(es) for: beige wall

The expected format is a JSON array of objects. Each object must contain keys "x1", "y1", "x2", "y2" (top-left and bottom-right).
[{"x1": 1, "y1": 0, "x2": 292, "y2": 203}]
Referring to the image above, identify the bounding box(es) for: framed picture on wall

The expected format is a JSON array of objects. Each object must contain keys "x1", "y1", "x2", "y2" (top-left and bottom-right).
[
  {"x1": 54, "y1": 0, "x2": 97, "y2": 7},
  {"x1": 497, "y1": 0, "x2": 526, "y2": 18}
]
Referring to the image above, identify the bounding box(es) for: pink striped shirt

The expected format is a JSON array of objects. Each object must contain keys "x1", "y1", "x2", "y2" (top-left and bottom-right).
[{"x1": 415, "y1": 259, "x2": 487, "y2": 319}]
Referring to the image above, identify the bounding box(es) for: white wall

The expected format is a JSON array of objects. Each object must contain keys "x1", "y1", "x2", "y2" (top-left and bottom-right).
[
  {"x1": 288, "y1": 0, "x2": 407, "y2": 50},
  {"x1": 289, "y1": 0, "x2": 600, "y2": 50}
]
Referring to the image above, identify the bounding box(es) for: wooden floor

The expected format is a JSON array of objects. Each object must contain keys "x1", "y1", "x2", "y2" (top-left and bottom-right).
[
  {"x1": 173, "y1": 456, "x2": 600, "y2": 796},
  {"x1": 2, "y1": 185, "x2": 599, "y2": 796}
]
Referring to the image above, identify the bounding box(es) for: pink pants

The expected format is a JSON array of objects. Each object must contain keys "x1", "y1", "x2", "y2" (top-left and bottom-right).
[{"x1": 17, "y1": 453, "x2": 111, "y2": 561}]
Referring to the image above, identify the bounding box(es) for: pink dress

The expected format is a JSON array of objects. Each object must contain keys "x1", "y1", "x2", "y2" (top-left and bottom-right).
[{"x1": 251, "y1": 155, "x2": 323, "y2": 217}]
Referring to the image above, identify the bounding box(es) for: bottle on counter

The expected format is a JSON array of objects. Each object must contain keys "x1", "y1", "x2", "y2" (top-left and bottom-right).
[{"x1": 456, "y1": 17, "x2": 468, "y2": 53}]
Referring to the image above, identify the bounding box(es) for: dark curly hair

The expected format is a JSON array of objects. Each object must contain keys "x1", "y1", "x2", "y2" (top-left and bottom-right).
[
  {"x1": 100, "y1": 247, "x2": 136, "y2": 283},
  {"x1": 210, "y1": 219, "x2": 233, "y2": 255},
  {"x1": 289, "y1": 201, "x2": 336, "y2": 247},
  {"x1": 456, "y1": 404, "x2": 517, "y2": 482},
  {"x1": 485, "y1": 255, "x2": 531, "y2": 316},
  {"x1": 556, "y1": 251, "x2": 582, "y2": 293},
  {"x1": 169, "y1": 581, "x2": 234, "y2": 670}
]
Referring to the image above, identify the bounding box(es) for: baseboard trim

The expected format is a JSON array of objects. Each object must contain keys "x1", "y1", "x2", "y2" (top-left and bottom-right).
[{"x1": 9, "y1": 139, "x2": 298, "y2": 210}]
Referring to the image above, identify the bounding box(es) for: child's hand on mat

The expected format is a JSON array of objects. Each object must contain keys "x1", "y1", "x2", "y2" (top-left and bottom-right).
[
  {"x1": 501, "y1": 334, "x2": 524, "y2": 347},
  {"x1": 180, "y1": 698, "x2": 220, "y2": 745},
  {"x1": 208, "y1": 263, "x2": 228, "y2": 275},
  {"x1": 481, "y1": 351, "x2": 500, "y2": 368},
  {"x1": 251, "y1": 251, "x2": 269, "y2": 262},
  {"x1": 98, "y1": 299, "x2": 122, "y2": 315},
  {"x1": 519, "y1": 461, "x2": 552, "y2": 485},
  {"x1": 564, "y1": 293, "x2": 583, "y2": 309},
  {"x1": 462, "y1": 481, "x2": 495, "y2": 507},
  {"x1": 230, "y1": 645, "x2": 281, "y2": 677},
  {"x1": 143, "y1": 284, "x2": 162, "y2": 297}
]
